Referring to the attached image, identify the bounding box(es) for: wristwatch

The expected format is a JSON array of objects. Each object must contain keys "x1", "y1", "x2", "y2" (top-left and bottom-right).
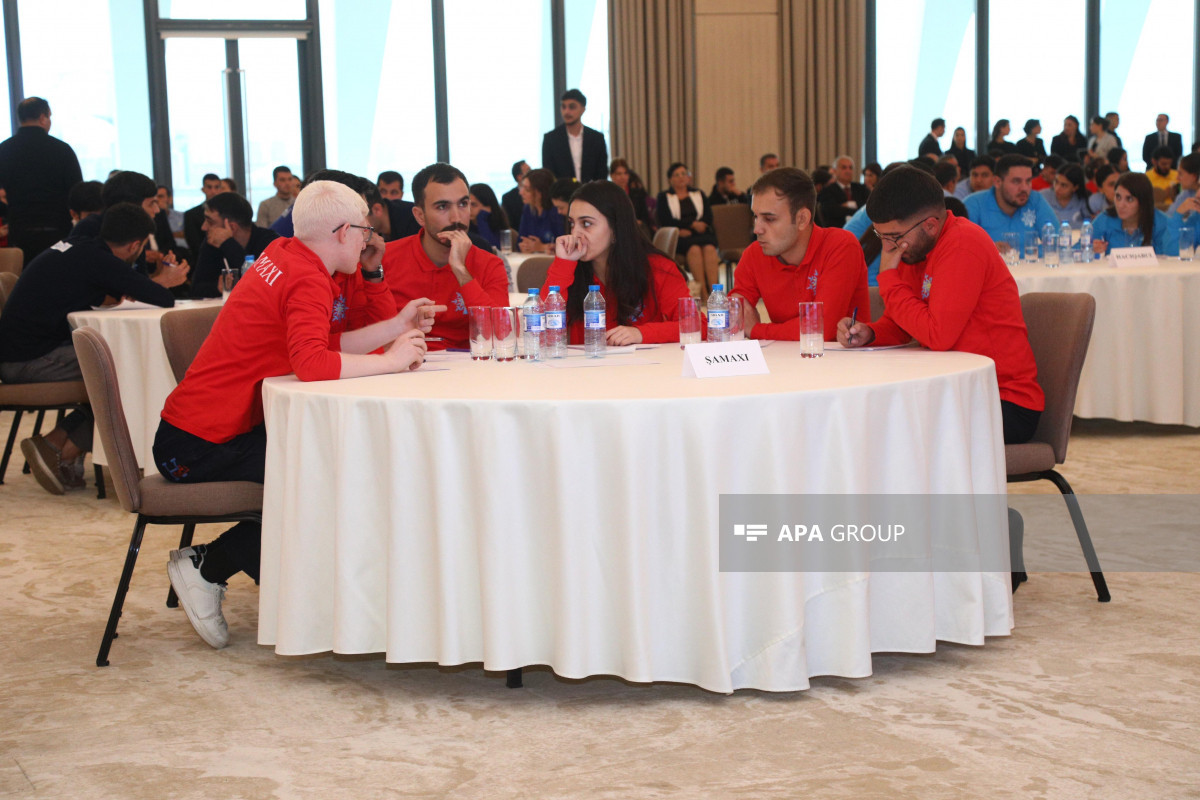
[{"x1": 361, "y1": 264, "x2": 384, "y2": 282}]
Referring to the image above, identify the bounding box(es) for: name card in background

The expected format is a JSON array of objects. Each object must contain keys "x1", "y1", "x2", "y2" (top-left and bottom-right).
[
  {"x1": 682, "y1": 340, "x2": 769, "y2": 378},
  {"x1": 1108, "y1": 247, "x2": 1158, "y2": 268}
]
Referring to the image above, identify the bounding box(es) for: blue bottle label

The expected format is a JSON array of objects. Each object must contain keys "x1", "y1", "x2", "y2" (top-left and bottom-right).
[
  {"x1": 709, "y1": 310, "x2": 728, "y2": 329},
  {"x1": 525, "y1": 312, "x2": 544, "y2": 333},
  {"x1": 584, "y1": 310, "x2": 605, "y2": 329},
  {"x1": 545, "y1": 311, "x2": 565, "y2": 330}
]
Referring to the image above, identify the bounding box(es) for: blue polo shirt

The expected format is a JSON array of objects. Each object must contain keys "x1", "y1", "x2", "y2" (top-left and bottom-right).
[
  {"x1": 842, "y1": 206, "x2": 879, "y2": 286},
  {"x1": 1091, "y1": 209, "x2": 1180, "y2": 256},
  {"x1": 963, "y1": 188, "x2": 1061, "y2": 241}
]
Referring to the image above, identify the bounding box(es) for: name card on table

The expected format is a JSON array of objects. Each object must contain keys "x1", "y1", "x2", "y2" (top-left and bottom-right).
[
  {"x1": 1108, "y1": 247, "x2": 1158, "y2": 268},
  {"x1": 682, "y1": 340, "x2": 769, "y2": 378}
]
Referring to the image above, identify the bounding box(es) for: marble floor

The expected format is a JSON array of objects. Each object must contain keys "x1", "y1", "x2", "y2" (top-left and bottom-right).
[{"x1": 1, "y1": 415, "x2": 1197, "y2": 799}]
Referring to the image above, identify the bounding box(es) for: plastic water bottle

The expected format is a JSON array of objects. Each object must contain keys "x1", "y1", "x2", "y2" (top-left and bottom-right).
[
  {"x1": 1041, "y1": 222, "x2": 1058, "y2": 265},
  {"x1": 1080, "y1": 219, "x2": 1093, "y2": 263},
  {"x1": 543, "y1": 285, "x2": 567, "y2": 358},
  {"x1": 521, "y1": 288, "x2": 544, "y2": 362},
  {"x1": 707, "y1": 283, "x2": 729, "y2": 343},
  {"x1": 1057, "y1": 222, "x2": 1072, "y2": 266},
  {"x1": 241, "y1": 254, "x2": 255, "y2": 276},
  {"x1": 583, "y1": 285, "x2": 605, "y2": 358}
]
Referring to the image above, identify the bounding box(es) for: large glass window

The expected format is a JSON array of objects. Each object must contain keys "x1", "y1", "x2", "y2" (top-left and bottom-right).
[
  {"x1": 157, "y1": 0, "x2": 306, "y2": 20},
  {"x1": 165, "y1": 38, "x2": 227, "y2": 211},
  {"x1": 17, "y1": 0, "x2": 152, "y2": 180},
  {"x1": 1100, "y1": 0, "x2": 1195, "y2": 167},
  {"x1": 444, "y1": 0, "x2": 554, "y2": 196},
  {"x1": 874, "y1": 0, "x2": 975, "y2": 166},
  {"x1": 241, "y1": 39, "x2": 303, "y2": 208},
  {"x1": 988, "y1": 0, "x2": 1086, "y2": 159},
  {"x1": 318, "y1": 0, "x2": 437, "y2": 194},
  {"x1": 565, "y1": 0, "x2": 610, "y2": 155}
]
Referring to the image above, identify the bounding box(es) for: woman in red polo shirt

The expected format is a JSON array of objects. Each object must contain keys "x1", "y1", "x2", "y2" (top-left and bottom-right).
[{"x1": 541, "y1": 181, "x2": 691, "y2": 345}]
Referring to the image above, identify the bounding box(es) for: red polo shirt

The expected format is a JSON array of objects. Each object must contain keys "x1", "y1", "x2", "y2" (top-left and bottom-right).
[
  {"x1": 540, "y1": 253, "x2": 691, "y2": 344},
  {"x1": 868, "y1": 211, "x2": 1044, "y2": 410},
  {"x1": 161, "y1": 237, "x2": 343, "y2": 444},
  {"x1": 731, "y1": 226, "x2": 870, "y2": 341},
  {"x1": 330, "y1": 269, "x2": 397, "y2": 340},
  {"x1": 382, "y1": 230, "x2": 510, "y2": 349}
]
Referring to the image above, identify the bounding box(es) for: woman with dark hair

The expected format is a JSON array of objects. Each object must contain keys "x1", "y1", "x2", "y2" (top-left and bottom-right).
[
  {"x1": 861, "y1": 162, "x2": 882, "y2": 192},
  {"x1": 947, "y1": 127, "x2": 975, "y2": 177},
  {"x1": 609, "y1": 158, "x2": 654, "y2": 230},
  {"x1": 655, "y1": 162, "x2": 720, "y2": 298},
  {"x1": 1091, "y1": 172, "x2": 1180, "y2": 255},
  {"x1": 540, "y1": 181, "x2": 691, "y2": 345},
  {"x1": 1051, "y1": 115, "x2": 1086, "y2": 163},
  {"x1": 1015, "y1": 119, "x2": 1048, "y2": 168},
  {"x1": 1040, "y1": 163, "x2": 1090, "y2": 228},
  {"x1": 517, "y1": 168, "x2": 562, "y2": 253},
  {"x1": 1107, "y1": 147, "x2": 1129, "y2": 173},
  {"x1": 1087, "y1": 163, "x2": 1119, "y2": 217},
  {"x1": 987, "y1": 119, "x2": 1016, "y2": 156},
  {"x1": 467, "y1": 183, "x2": 510, "y2": 248}
]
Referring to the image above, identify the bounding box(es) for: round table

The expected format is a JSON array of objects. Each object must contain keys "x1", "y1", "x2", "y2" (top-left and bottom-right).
[
  {"x1": 257, "y1": 343, "x2": 1013, "y2": 693},
  {"x1": 68, "y1": 299, "x2": 223, "y2": 468},
  {"x1": 1010, "y1": 258, "x2": 1200, "y2": 425}
]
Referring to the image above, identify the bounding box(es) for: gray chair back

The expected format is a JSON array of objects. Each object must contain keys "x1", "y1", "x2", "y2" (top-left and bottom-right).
[
  {"x1": 72, "y1": 327, "x2": 142, "y2": 513},
  {"x1": 652, "y1": 227, "x2": 680, "y2": 261},
  {"x1": 161, "y1": 305, "x2": 222, "y2": 383},
  {"x1": 0, "y1": 247, "x2": 22, "y2": 275},
  {"x1": 0, "y1": 271, "x2": 17, "y2": 309},
  {"x1": 1020, "y1": 292, "x2": 1095, "y2": 464},
  {"x1": 867, "y1": 286, "x2": 884, "y2": 322},
  {"x1": 516, "y1": 256, "x2": 554, "y2": 293},
  {"x1": 711, "y1": 204, "x2": 753, "y2": 260}
]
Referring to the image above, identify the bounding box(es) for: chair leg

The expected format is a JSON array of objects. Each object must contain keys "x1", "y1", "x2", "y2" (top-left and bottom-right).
[
  {"x1": 55, "y1": 409, "x2": 66, "y2": 426},
  {"x1": 1043, "y1": 469, "x2": 1111, "y2": 603},
  {"x1": 97, "y1": 515, "x2": 150, "y2": 667},
  {"x1": 0, "y1": 409, "x2": 22, "y2": 484},
  {"x1": 94, "y1": 464, "x2": 106, "y2": 499},
  {"x1": 166, "y1": 523, "x2": 196, "y2": 608},
  {"x1": 506, "y1": 668, "x2": 524, "y2": 689}
]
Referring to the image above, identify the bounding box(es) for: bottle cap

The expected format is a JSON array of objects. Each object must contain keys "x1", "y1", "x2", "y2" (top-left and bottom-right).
[
  {"x1": 589, "y1": 285, "x2": 600, "y2": 291},
  {"x1": 549, "y1": 285, "x2": 560, "y2": 292},
  {"x1": 712, "y1": 284, "x2": 724, "y2": 292},
  {"x1": 528, "y1": 288, "x2": 539, "y2": 295}
]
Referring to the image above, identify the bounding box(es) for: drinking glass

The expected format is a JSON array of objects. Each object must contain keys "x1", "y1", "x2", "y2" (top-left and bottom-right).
[
  {"x1": 1179, "y1": 226, "x2": 1195, "y2": 262},
  {"x1": 1002, "y1": 232, "x2": 1020, "y2": 265},
  {"x1": 729, "y1": 296, "x2": 744, "y2": 341},
  {"x1": 678, "y1": 297, "x2": 701, "y2": 348},
  {"x1": 798, "y1": 301, "x2": 824, "y2": 358},
  {"x1": 468, "y1": 306, "x2": 492, "y2": 360},
  {"x1": 491, "y1": 307, "x2": 518, "y2": 361},
  {"x1": 1023, "y1": 231, "x2": 1039, "y2": 262},
  {"x1": 499, "y1": 230, "x2": 513, "y2": 255}
]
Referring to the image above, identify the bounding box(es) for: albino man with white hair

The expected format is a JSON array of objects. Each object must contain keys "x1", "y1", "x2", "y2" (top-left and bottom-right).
[{"x1": 154, "y1": 180, "x2": 445, "y2": 650}]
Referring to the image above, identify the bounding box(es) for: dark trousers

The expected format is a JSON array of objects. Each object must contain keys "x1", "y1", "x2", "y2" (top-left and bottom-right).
[
  {"x1": 1001, "y1": 400, "x2": 1041, "y2": 445},
  {"x1": 0, "y1": 342, "x2": 94, "y2": 451},
  {"x1": 153, "y1": 419, "x2": 265, "y2": 583}
]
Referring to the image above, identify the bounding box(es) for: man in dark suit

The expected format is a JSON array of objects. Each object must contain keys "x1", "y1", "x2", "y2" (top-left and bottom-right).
[
  {"x1": 1142, "y1": 114, "x2": 1184, "y2": 169},
  {"x1": 816, "y1": 156, "x2": 870, "y2": 228},
  {"x1": 183, "y1": 173, "x2": 224, "y2": 255},
  {"x1": 918, "y1": 118, "x2": 945, "y2": 160},
  {"x1": 501, "y1": 160, "x2": 529, "y2": 232},
  {"x1": 541, "y1": 89, "x2": 608, "y2": 183}
]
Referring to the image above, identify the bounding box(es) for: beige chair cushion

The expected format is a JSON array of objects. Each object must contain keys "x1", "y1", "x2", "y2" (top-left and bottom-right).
[
  {"x1": 1005, "y1": 442, "x2": 1056, "y2": 476},
  {"x1": 137, "y1": 474, "x2": 264, "y2": 518},
  {"x1": 0, "y1": 380, "x2": 89, "y2": 407}
]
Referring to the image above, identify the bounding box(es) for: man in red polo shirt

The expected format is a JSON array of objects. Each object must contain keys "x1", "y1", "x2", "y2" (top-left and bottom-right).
[
  {"x1": 382, "y1": 163, "x2": 511, "y2": 350},
  {"x1": 837, "y1": 165, "x2": 1044, "y2": 444},
  {"x1": 732, "y1": 167, "x2": 870, "y2": 341},
  {"x1": 156, "y1": 180, "x2": 441, "y2": 650}
]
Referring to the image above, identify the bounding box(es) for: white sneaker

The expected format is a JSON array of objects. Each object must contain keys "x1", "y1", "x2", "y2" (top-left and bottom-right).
[{"x1": 167, "y1": 547, "x2": 229, "y2": 649}]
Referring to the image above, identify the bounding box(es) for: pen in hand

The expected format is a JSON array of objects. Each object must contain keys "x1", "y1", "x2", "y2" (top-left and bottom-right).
[{"x1": 848, "y1": 307, "x2": 858, "y2": 345}]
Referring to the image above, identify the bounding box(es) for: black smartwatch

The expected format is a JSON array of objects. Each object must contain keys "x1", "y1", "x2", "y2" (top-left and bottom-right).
[{"x1": 361, "y1": 265, "x2": 384, "y2": 281}]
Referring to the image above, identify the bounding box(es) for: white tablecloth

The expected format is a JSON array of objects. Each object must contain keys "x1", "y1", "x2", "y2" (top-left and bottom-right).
[
  {"x1": 68, "y1": 299, "x2": 223, "y2": 468},
  {"x1": 1010, "y1": 258, "x2": 1200, "y2": 426},
  {"x1": 258, "y1": 344, "x2": 1011, "y2": 692}
]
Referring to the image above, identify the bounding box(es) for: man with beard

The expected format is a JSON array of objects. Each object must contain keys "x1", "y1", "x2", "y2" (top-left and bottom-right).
[
  {"x1": 731, "y1": 167, "x2": 869, "y2": 341},
  {"x1": 837, "y1": 165, "x2": 1043, "y2": 445},
  {"x1": 381, "y1": 163, "x2": 510, "y2": 350},
  {"x1": 0, "y1": 204, "x2": 187, "y2": 494},
  {"x1": 963, "y1": 154, "x2": 1059, "y2": 251}
]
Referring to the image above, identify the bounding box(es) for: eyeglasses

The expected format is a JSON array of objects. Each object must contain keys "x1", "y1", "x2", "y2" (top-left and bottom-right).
[
  {"x1": 873, "y1": 216, "x2": 932, "y2": 245},
  {"x1": 332, "y1": 222, "x2": 374, "y2": 243}
]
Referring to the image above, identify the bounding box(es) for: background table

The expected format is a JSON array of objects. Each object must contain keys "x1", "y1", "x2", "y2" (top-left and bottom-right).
[
  {"x1": 258, "y1": 343, "x2": 1012, "y2": 693},
  {"x1": 1010, "y1": 258, "x2": 1200, "y2": 426},
  {"x1": 68, "y1": 299, "x2": 223, "y2": 468}
]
